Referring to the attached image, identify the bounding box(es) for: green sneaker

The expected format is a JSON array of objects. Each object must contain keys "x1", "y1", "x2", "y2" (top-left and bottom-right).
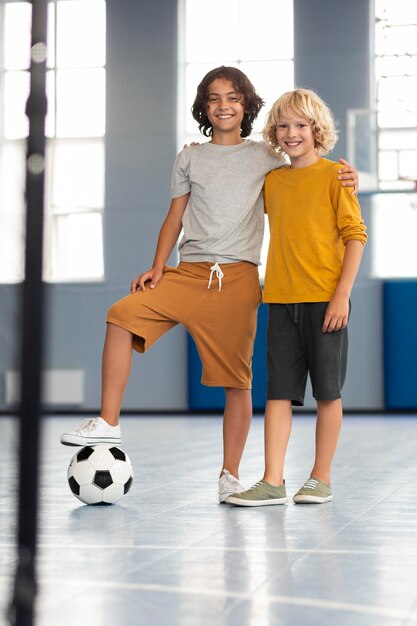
[
  {"x1": 293, "y1": 477, "x2": 333, "y2": 504},
  {"x1": 225, "y1": 479, "x2": 287, "y2": 507}
]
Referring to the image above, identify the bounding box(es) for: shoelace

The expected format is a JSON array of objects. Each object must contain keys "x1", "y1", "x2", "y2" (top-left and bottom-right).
[
  {"x1": 248, "y1": 481, "x2": 264, "y2": 491},
  {"x1": 207, "y1": 262, "x2": 224, "y2": 291},
  {"x1": 76, "y1": 417, "x2": 100, "y2": 435},
  {"x1": 302, "y1": 479, "x2": 319, "y2": 490}
]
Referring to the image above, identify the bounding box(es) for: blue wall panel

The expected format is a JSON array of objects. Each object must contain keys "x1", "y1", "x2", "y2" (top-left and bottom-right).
[{"x1": 384, "y1": 281, "x2": 417, "y2": 409}]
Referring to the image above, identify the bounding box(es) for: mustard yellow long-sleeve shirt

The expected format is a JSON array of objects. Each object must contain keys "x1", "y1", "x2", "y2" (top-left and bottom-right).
[{"x1": 263, "y1": 158, "x2": 367, "y2": 303}]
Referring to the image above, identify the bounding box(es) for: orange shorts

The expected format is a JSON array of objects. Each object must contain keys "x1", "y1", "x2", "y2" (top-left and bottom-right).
[{"x1": 107, "y1": 261, "x2": 262, "y2": 389}]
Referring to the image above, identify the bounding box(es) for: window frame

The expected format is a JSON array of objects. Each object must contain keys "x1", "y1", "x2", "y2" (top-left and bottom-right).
[{"x1": 0, "y1": 0, "x2": 106, "y2": 284}]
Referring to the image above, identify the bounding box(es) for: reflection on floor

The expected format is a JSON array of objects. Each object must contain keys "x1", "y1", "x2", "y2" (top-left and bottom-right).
[{"x1": 1, "y1": 414, "x2": 417, "y2": 626}]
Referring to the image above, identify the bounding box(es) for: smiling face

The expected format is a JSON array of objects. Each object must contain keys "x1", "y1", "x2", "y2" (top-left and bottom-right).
[
  {"x1": 205, "y1": 78, "x2": 245, "y2": 144},
  {"x1": 275, "y1": 108, "x2": 319, "y2": 168}
]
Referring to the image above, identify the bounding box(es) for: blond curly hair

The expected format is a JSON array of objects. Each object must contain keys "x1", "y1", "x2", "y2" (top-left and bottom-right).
[{"x1": 263, "y1": 88, "x2": 338, "y2": 158}]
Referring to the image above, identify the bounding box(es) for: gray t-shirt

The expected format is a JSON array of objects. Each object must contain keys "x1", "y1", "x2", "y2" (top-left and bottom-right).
[{"x1": 171, "y1": 139, "x2": 282, "y2": 265}]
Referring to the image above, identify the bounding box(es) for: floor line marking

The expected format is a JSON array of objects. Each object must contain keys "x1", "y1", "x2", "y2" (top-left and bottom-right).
[
  {"x1": 28, "y1": 578, "x2": 417, "y2": 622},
  {"x1": 1, "y1": 543, "x2": 416, "y2": 556}
]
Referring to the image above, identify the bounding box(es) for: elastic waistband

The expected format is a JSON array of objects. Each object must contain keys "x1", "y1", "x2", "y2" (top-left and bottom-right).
[{"x1": 177, "y1": 260, "x2": 257, "y2": 279}]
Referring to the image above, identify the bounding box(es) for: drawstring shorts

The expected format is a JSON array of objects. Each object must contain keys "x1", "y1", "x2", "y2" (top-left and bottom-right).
[
  {"x1": 107, "y1": 261, "x2": 262, "y2": 389},
  {"x1": 267, "y1": 302, "x2": 350, "y2": 405}
]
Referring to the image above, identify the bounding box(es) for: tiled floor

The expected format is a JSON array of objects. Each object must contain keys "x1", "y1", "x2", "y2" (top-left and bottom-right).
[{"x1": 1, "y1": 414, "x2": 417, "y2": 626}]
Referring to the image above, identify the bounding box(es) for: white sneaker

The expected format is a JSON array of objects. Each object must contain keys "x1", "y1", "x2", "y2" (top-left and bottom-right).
[
  {"x1": 60, "y1": 417, "x2": 122, "y2": 446},
  {"x1": 218, "y1": 469, "x2": 245, "y2": 504}
]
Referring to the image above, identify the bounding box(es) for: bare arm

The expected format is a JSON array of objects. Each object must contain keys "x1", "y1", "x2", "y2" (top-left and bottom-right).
[
  {"x1": 322, "y1": 240, "x2": 364, "y2": 333},
  {"x1": 338, "y1": 158, "x2": 359, "y2": 196},
  {"x1": 130, "y1": 193, "x2": 190, "y2": 292}
]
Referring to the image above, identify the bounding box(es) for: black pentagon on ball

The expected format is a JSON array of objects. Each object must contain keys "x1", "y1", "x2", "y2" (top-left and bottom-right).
[
  {"x1": 68, "y1": 475, "x2": 80, "y2": 495},
  {"x1": 76, "y1": 446, "x2": 95, "y2": 462},
  {"x1": 124, "y1": 476, "x2": 133, "y2": 494},
  {"x1": 109, "y1": 447, "x2": 126, "y2": 461},
  {"x1": 93, "y1": 470, "x2": 113, "y2": 490}
]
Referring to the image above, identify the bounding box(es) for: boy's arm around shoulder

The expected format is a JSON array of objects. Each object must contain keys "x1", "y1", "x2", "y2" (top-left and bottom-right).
[
  {"x1": 331, "y1": 165, "x2": 367, "y2": 247},
  {"x1": 130, "y1": 193, "x2": 190, "y2": 292}
]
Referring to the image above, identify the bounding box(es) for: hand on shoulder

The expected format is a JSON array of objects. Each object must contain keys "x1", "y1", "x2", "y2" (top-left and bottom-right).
[
  {"x1": 337, "y1": 158, "x2": 358, "y2": 196},
  {"x1": 183, "y1": 142, "x2": 200, "y2": 149}
]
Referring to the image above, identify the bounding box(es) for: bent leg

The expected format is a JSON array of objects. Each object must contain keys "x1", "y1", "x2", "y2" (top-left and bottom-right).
[
  {"x1": 61, "y1": 271, "x2": 181, "y2": 445},
  {"x1": 59, "y1": 322, "x2": 130, "y2": 445},
  {"x1": 101, "y1": 269, "x2": 183, "y2": 424}
]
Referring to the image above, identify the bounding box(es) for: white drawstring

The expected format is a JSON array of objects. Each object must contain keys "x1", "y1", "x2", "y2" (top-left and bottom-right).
[{"x1": 208, "y1": 262, "x2": 224, "y2": 291}]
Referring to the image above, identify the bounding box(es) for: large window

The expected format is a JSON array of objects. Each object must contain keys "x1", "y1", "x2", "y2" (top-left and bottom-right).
[
  {"x1": 180, "y1": 0, "x2": 294, "y2": 146},
  {"x1": 372, "y1": 0, "x2": 417, "y2": 278},
  {"x1": 0, "y1": 0, "x2": 105, "y2": 283},
  {"x1": 375, "y1": 0, "x2": 417, "y2": 189}
]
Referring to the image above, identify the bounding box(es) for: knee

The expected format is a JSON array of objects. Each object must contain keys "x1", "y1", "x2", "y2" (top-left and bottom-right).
[{"x1": 107, "y1": 298, "x2": 126, "y2": 323}]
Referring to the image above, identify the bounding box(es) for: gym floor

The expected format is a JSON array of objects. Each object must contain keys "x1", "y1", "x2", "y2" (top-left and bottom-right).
[{"x1": 1, "y1": 414, "x2": 417, "y2": 626}]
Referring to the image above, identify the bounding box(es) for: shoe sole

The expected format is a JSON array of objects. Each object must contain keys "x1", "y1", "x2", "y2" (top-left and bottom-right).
[
  {"x1": 219, "y1": 490, "x2": 245, "y2": 504},
  {"x1": 225, "y1": 496, "x2": 288, "y2": 506},
  {"x1": 60, "y1": 436, "x2": 122, "y2": 446},
  {"x1": 293, "y1": 495, "x2": 333, "y2": 503}
]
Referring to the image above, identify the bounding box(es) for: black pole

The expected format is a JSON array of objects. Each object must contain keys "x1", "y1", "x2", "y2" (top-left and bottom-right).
[{"x1": 8, "y1": 1, "x2": 48, "y2": 625}]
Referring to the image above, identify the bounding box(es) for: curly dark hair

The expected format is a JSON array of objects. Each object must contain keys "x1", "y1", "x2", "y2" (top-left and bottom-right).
[{"x1": 191, "y1": 66, "x2": 264, "y2": 138}]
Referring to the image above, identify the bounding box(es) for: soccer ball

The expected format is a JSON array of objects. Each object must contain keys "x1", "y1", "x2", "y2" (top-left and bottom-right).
[{"x1": 67, "y1": 444, "x2": 134, "y2": 505}]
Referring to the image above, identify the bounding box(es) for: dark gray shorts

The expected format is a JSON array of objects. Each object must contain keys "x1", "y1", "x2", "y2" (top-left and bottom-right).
[{"x1": 267, "y1": 302, "x2": 349, "y2": 406}]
